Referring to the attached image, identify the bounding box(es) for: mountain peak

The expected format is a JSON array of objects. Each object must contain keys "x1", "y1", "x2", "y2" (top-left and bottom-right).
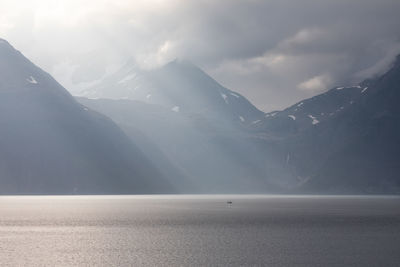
[{"x1": 0, "y1": 39, "x2": 174, "y2": 194}]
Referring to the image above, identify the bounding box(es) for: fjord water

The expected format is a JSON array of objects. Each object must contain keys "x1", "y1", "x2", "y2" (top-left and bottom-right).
[{"x1": 1, "y1": 196, "x2": 399, "y2": 266}]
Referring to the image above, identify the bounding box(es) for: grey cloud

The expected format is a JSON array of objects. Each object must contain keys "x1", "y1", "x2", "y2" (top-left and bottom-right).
[{"x1": 1, "y1": 0, "x2": 400, "y2": 111}]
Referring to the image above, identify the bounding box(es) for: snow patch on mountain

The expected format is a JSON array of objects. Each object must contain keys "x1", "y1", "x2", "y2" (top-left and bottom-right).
[
  {"x1": 221, "y1": 93, "x2": 228, "y2": 104},
  {"x1": 337, "y1": 85, "x2": 361, "y2": 90},
  {"x1": 265, "y1": 112, "x2": 278, "y2": 118},
  {"x1": 171, "y1": 106, "x2": 180, "y2": 112},
  {"x1": 361, "y1": 87, "x2": 368, "y2": 93},
  {"x1": 27, "y1": 76, "x2": 38, "y2": 84},
  {"x1": 230, "y1": 92, "x2": 240, "y2": 98},
  {"x1": 308, "y1": 114, "x2": 319, "y2": 125},
  {"x1": 239, "y1": 116, "x2": 245, "y2": 122},
  {"x1": 288, "y1": 115, "x2": 296, "y2": 120}
]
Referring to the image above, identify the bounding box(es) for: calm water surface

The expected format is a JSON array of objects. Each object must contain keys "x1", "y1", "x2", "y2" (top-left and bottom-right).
[{"x1": 0, "y1": 195, "x2": 399, "y2": 266}]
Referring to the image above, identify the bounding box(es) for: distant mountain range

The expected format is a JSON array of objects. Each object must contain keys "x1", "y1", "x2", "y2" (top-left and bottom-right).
[
  {"x1": 1, "y1": 38, "x2": 399, "y2": 194},
  {"x1": 76, "y1": 61, "x2": 274, "y2": 193},
  {"x1": 0, "y1": 38, "x2": 176, "y2": 194},
  {"x1": 79, "y1": 54, "x2": 400, "y2": 194}
]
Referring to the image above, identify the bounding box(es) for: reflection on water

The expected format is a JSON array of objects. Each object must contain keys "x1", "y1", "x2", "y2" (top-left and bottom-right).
[{"x1": 1, "y1": 195, "x2": 400, "y2": 266}]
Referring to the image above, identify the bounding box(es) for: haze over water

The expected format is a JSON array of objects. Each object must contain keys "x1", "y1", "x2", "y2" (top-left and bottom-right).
[{"x1": 0, "y1": 195, "x2": 399, "y2": 266}]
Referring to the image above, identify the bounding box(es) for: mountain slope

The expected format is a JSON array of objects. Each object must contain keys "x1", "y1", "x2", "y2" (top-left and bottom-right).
[
  {"x1": 254, "y1": 56, "x2": 400, "y2": 193},
  {"x1": 81, "y1": 59, "x2": 265, "y2": 124},
  {"x1": 300, "y1": 56, "x2": 400, "y2": 193},
  {"x1": 0, "y1": 38, "x2": 174, "y2": 194},
  {"x1": 254, "y1": 81, "x2": 373, "y2": 135},
  {"x1": 77, "y1": 97, "x2": 286, "y2": 193},
  {"x1": 77, "y1": 59, "x2": 277, "y2": 192},
  {"x1": 77, "y1": 47, "x2": 400, "y2": 194}
]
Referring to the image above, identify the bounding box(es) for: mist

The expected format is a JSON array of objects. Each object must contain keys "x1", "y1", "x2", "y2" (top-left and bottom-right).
[{"x1": 1, "y1": 0, "x2": 400, "y2": 111}]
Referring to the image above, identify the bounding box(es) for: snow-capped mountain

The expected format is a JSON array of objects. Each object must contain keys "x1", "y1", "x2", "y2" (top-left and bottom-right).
[
  {"x1": 81, "y1": 59, "x2": 265, "y2": 123},
  {"x1": 4, "y1": 34, "x2": 397, "y2": 194},
  {"x1": 77, "y1": 60, "x2": 295, "y2": 193},
  {"x1": 254, "y1": 80, "x2": 373, "y2": 135},
  {"x1": 254, "y1": 55, "x2": 400, "y2": 193},
  {"x1": 78, "y1": 52, "x2": 400, "y2": 194},
  {"x1": 0, "y1": 39, "x2": 174, "y2": 194}
]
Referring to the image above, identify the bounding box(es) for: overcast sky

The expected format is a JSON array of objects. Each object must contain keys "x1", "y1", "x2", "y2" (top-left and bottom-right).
[{"x1": 1, "y1": 0, "x2": 400, "y2": 111}]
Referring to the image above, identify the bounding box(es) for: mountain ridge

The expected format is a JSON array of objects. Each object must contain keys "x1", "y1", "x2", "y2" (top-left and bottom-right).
[
  {"x1": 2, "y1": 36, "x2": 399, "y2": 194},
  {"x1": 80, "y1": 59, "x2": 265, "y2": 124},
  {"x1": 79, "y1": 53, "x2": 400, "y2": 193},
  {"x1": 0, "y1": 39, "x2": 175, "y2": 194}
]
